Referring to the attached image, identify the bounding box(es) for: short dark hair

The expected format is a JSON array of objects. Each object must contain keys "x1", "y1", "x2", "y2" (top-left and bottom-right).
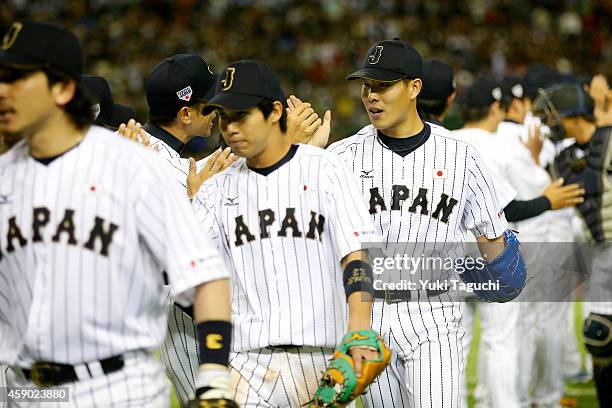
[
  {"x1": 45, "y1": 70, "x2": 94, "y2": 130},
  {"x1": 462, "y1": 104, "x2": 492, "y2": 124},
  {"x1": 148, "y1": 109, "x2": 179, "y2": 127},
  {"x1": 148, "y1": 101, "x2": 208, "y2": 127},
  {"x1": 417, "y1": 98, "x2": 447, "y2": 118},
  {"x1": 257, "y1": 99, "x2": 287, "y2": 133}
]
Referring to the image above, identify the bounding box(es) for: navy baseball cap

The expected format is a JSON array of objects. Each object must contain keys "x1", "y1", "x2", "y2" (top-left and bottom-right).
[
  {"x1": 146, "y1": 54, "x2": 216, "y2": 116},
  {"x1": 465, "y1": 78, "x2": 502, "y2": 108},
  {"x1": 546, "y1": 83, "x2": 594, "y2": 118},
  {"x1": 203, "y1": 60, "x2": 286, "y2": 114},
  {"x1": 0, "y1": 20, "x2": 83, "y2": 79},
  {"x1": 420, "y1": 58, "x2": 455, "y2": 101},
  {"x1": 83, "y1": 75, "x2": 136, "y2": 129},
  {"x1": 347, "y1": 39, "x2": 423, "y2": 82},
  {"x1": 523, "y1": 64, "x2": 561, "y2": 100},
  {"x1": 500, "y1": 75, "x2": 525, "y2": 103}
]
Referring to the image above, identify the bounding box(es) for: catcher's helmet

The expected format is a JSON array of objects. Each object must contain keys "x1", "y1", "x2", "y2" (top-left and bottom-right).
[{"x1": 532, "y1": 82, "x2": 594, "y2": 141}]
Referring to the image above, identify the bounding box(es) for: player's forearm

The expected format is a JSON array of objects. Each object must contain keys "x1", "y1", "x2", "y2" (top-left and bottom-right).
[
  {"x1": 193, "y1": 279, "x2": 232, "y2": 369},
  {"x1": 194, "y1": 278, "x2": 232, "y2": 322},
  {"x1": 342, "y1": 250, "x2": 373, "y2": 331},
  {"x1": 347, "y1": 292, "x2": 372, "y2": 331}
]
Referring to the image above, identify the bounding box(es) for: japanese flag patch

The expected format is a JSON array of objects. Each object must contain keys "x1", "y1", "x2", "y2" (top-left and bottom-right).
[
  {"x1": 433, "y1": 168, "x2": 448, "y2": 179},
  {"x1": 176, "y1": 86, "x2": 193, "y2": 101}
]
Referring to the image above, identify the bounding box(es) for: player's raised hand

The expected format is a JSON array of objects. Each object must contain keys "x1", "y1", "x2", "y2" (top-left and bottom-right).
[
  {"x1": 588, "y1": 74, "x2": 612, "y2": 127},
  {"x1": 117, "y1": 119, "x2": 156, "y2": 149},
  {"x1": 521, "y1": 123, "x2": 543, "y2": 165},
  {"x1": 187, "y1": 147, "x2": 237, "y2": 199},
  {"x1": 542, "y1": 178, "x2": 585, "y2": 210},
  {"x1": 286, "y1": 95, "x2": 321, "y2": 144},
  {"x1": 309, "y1": 109, "x2": 332, "y2": 148}
]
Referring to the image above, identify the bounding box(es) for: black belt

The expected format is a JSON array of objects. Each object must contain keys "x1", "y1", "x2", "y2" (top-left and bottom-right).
[
  {"x1": 22, "y1": 355, "x2": 124, "y2": 387},
  {"x1": 373, "y1": 289, "x2": 448, "y2": 304},
  {"x1": 266, "y1": 345, "x2": 301, "y2": 351}
]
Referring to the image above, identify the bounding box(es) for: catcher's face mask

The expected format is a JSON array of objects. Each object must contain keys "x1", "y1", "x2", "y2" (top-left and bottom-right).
[
  {"x1": 532, "y1": 89, "x2": 566, "y2": 142},
  {"x1": 532, "y1": 82, "x2": 595, "y2": 142}
]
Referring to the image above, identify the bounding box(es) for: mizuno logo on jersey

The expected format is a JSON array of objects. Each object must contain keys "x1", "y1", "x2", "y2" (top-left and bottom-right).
[
  {"x1": 224, "y1": 197, "x2": 239, "y2": 206},
  {"x1": 368, "y1": 186, "x2": 458, "y2": 223},
  {"x1": 360, "y1": 170, "x2": 374, "y2": 179},
  {"x1": 0, "y1": 207, "x2": 119, "y2": 261},
  {"x1": 233, "y1": 208, "x2": 325, "y2": 247}
]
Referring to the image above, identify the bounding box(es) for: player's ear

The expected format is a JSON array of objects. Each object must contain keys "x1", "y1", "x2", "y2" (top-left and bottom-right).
[
  {"x1": 410, "y1": 78, "x2": 422, "y2": 100},
  {"x1": 178, "y1": 106, "x2": 192, "y2": 125},
  {"x1": 51, "y1": 79, "x2": 76, "y2": 107},
  {"x1": 269, "y1": 101, "x2": 284, "y2": 124}
]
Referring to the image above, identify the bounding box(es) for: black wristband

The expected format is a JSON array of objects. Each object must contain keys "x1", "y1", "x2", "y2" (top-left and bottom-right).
[
  {"x1": 504, "y1": 197, "x2": 551, "y2": 222},
  {"x1": 196, "y1": 320, "x2": 232, "y2": 366},
  {"x1": 343, "y1": 260, "x2": 374, "y2": 301}
]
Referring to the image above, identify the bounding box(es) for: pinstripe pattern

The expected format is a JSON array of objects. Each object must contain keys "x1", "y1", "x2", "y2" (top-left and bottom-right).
[
  {"x1": 7, "y1": 351, "x2": 168, "y2": 407},
  {"x1": 228, "y1": 347, "x2": 340, "y2": 407},
  {"x1": 0, "y1": 127, "x2": 228, "y2": 405},
  {"x1": 328, "y1": 123, "x2": 507, "y2": 408},
  {"x1": 159, "y1": 304, "x2": 198, "y2": 407},
  {"x1": 193, "y1": 144, "x2": 378, "y2": 352},
  {"x1": 190, "y1": 143, "x2": 376, "y2": 406},
  {"x1": 143, "y1": 133, "x2": 218, "y2": 403}
]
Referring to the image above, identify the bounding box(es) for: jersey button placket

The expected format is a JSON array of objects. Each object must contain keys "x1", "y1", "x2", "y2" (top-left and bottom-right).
[{"x1": 27, "y1": 167, "x2": 52, "y2": 358}]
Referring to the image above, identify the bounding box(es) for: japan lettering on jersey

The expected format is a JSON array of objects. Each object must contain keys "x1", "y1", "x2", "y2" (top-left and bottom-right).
[
  {"x1": 192, "y1": 144, "x2": 378, "y2": 352},
  {"x1": 327, "y1": 123, "x2": 508, "y2": 246},
  {"x1": 0, "y1": 126, "x2": 228, "y2": 366}
]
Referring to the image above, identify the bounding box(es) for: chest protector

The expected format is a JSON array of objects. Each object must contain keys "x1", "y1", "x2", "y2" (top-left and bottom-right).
[{"x1": 553, "y1": 127, "x2": 612, "y2": 242}]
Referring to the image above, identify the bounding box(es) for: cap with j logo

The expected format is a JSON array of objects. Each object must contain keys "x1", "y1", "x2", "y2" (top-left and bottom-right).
[
  {"x1": 0, "y1": 20, "x2": 83, "y2": 79},
  {"x1": 346, "y1": 39, "x2": 423, "y2": 82},
  {"x1": 203, "y1": 60, "x2": 286, "y2": 114}
]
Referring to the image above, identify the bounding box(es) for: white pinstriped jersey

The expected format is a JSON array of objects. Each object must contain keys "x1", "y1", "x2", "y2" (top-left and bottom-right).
[
  {"x1": 193, "y1": 144, "x2": 379, "y2": 352},
  {"x1": 146, "y1": 134, "x2": 211, "y2": 194},
  {"x1": 327, "y1": 123, "x2": 508, "y2": 245},
  {"x1": 0, "y1": 126, "x2": 228, "y2": 366}
]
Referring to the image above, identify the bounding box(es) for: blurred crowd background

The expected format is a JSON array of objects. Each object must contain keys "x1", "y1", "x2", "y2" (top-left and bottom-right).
[{"x1": 1, "y1": 0, "x2": 611, "y2": 144}]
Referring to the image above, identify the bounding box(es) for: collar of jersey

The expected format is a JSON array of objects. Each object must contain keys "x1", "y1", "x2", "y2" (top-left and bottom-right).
[
  {"x1": 248, "y1": 144, "x2": 299, "y2": 176},
  {"x1": 144, "y1": 123, "x2": 184, "y2": 155}
]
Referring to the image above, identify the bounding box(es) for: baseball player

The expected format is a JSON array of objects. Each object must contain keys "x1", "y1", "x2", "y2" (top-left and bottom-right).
[
  {"x1": 328, "y1": 39, "x2": 525, "y2": 408},
  {"x1": 194, "y1": 59, "x2": 383, "y2": 407},
  {"x1": 130, "y1": 53, "x2": 330, "y2": 406},
  {"x1": 538, "y1": 76, "x2": 612, "y2": 407},
  {"x1": 0, "y1": 20, "x2": 235, "y2": 407}
]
